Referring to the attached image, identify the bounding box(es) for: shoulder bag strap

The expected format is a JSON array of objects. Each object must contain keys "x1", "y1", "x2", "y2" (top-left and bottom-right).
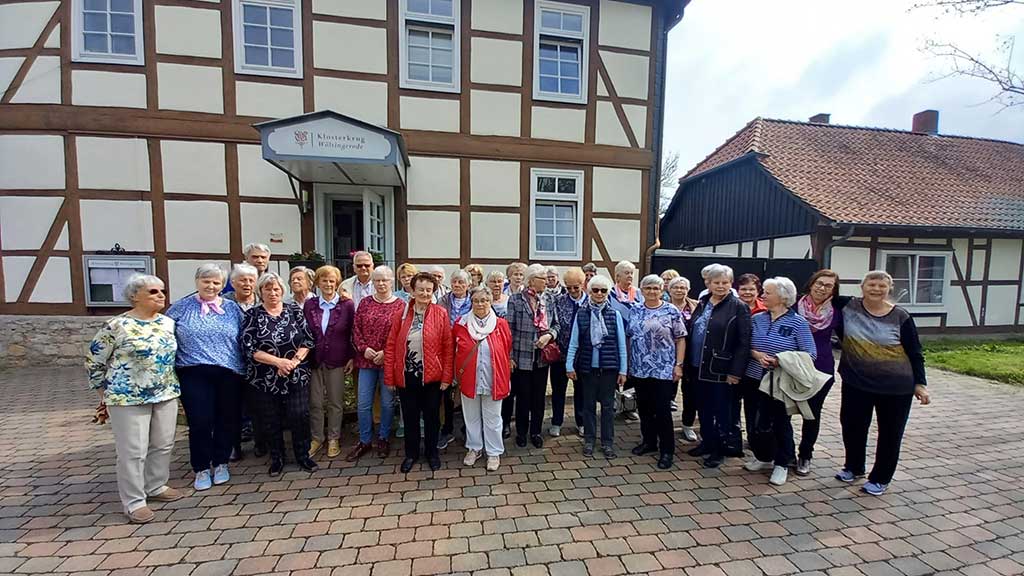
[{"x1": 454, "y1": 336, "x2": 486, "y2": 385}]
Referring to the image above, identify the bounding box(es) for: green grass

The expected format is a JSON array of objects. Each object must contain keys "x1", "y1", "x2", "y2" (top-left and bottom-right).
[{"x1": 922, "y1": 338, "x2": 1024, "y2": 386}]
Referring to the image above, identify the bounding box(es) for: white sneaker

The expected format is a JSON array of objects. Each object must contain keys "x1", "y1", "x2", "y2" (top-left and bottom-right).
[
  {"x1": 681, "y1": 426, "x2": 698, "y2": 442},
  {"x1": 463, "y1": 449, "x2": 481, "y2": 467},
  {"x1": 770, "y1": 466, "x2": 788, "y2": 486},
  {"x1": 486, "y1": 456, "x2": 500, "y2": 471},
  {"x1": 549, "y1": 425, "x2": 561, "y2": 437},
  {"x1": 744, "y1": 458, "x2": 773, "y2": 472}
]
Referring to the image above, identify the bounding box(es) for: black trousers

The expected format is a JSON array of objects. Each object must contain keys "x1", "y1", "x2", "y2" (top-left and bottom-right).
[
  {"x1": 798, "y1": 378, "x2": 834, "y2": 460},
  {"x1": 731, "y1": 376, "x2": 761, "y2": 451},
  {"x1": 501, "y1": 394, "x2": 515, "y2": 431},
  {"x1": 763, "y1": 395, "x2": 796, "y2": 466},
  {"x1": 512, "y1": 366, "x2": 549, "y2": 439},
  {"x1": 549, "y1": 360, "x2": 582, "y2": 428},
  {"x1": 441, "y1": 387, "x2": 455, "y2": 436},
  {"x1": 635, "y1": 377, "x2": 676, "y2": 456},
  {"x1": 580, "y1": 369, "x2": 616, "y2": 447},
  {"x1": 840, "y1": 383, "x2": 914, "y2": 484},
  {"x1": 177, "y1": 365, "x2": 241, "y2": 473},
  {"x1": 399, "y1": 372, "x2": 441, "y2": 460},
  {"x1": 252, "y1": 387, "x2": 310, "y2": 463},
  {"x1": 697, "y1": 378, "x2": 733, "y2": 458},
  {"x1": 681, "y1": 366, "x2": 700, "y2": 428}
]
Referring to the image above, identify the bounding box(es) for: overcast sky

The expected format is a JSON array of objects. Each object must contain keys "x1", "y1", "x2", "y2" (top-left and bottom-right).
[{"x1": 662, "y1": 0, "x2": 1024, "y2": 177}]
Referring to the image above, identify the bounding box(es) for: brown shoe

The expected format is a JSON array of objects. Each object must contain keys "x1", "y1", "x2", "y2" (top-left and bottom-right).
[
  {"x1": 149, "y1": 487, "x2": 183, "y2": 502},
  {"x1": 127, "y1": 506, "x2": 155, "y2": 524},
  {"x1": 375, "y1": 438, "x2": 391, "y2": 458},
  {"x1": 346, "y1": 442, "x2": 372, "y2": 462}
]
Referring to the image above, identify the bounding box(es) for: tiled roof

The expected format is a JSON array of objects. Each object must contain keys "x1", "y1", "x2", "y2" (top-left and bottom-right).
[{"x1": 683, "y1": 118, "x2": 1024, "y2": 230}]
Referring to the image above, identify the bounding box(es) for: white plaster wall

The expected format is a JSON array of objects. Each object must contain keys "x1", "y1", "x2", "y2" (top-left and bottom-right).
[
  {"x1": 472, "y1": 0, "x2": 523, "y2": 34},
  {"x1": 984, "y1": 285, "x2": 1018, "y2": 326},
  {"x1": 877, "y1": 237, "x2": 910, "y2": 243},
  {"x1": 592, "y1": 167, "x2": 641, "y2": 213},
  {"x1": 55, "y1": 222, "x2": 68, "y2": 250},
  {"x1": 470, "y1": 160, "x2": 519, "y2": 207},
  {"x1": 45, "y1": 24, "x2": 60, "y2": 48},
  {"x1": 314, "y1": 77, "x2": 388, "y2": 126},
  {"x1": 80, "y1": 200, "x2": 154, "y2": 251},
  {"x1": 970, "y1": 248, "x2": 987, "y2": 282},
  {"x1": 164, "y1": 200, "x2": 230, "y2": 253},
  {"x1": 10, "y1": 56, "x2": 60, "y2": 104},
  {"x1": 161, "y1": 140, "x2": 226, "y2": 196},
  {"x1": 313, "y1": 0, "x2": 385, "y2": 19},
  {"x1": 313, "y1": 22, "x2": 387, "y2": 74},
  {"x1": 407, "y1": 156, "x2": 460, "y2": 205},
  {"x1": 912, "y1": 238, "x2": 947, "y2": 245},
  {"x1": 470, "y1": 38, "x2": 522, "y2": 86},
  {"x1": 595, "y1": 101, "x2": 629, "y2": 147},
  {"x1": 594, "y1": 218, "x2": 640, "y2": 261},
  {"x1": 155, "y1": 5, "x2": 222, "y2": 58},
  {"x1": 0, "y1": 197, "x2": 63, "y2": 250},
  {"x1": 599, "y1": 51, "x2": 649, "y2": 100},
  {"x1": 471, "y1": 213, "x2": 520, "y2": 259},
  {"x1": 623, "y1": 104, "x2": 646, "y2": 144},
  {"x1": 597, "y1": 74, "x2": 608, "y2": 97},
  {"x1": 0, "y1": 58, "x2": 23, "y2": 95},
  {"x1": 914, "y1": 315, "x2": 942, "y2": 328},
  {"x1": 240, "y1": 203, "x2": 301, "y2": 256},
  {"x1": 945, "y1": 285, "x2": 980, "y2": 327},
  {"x1": 471, "y1": 91, "x2": 520, "y2": 137},
  {"x1": 407, "y1": 211, "x2": 460, "y2": 259},
  {"x1": 168, "y1": 259, "x2": 231, "y2": 302},
  {"x1": 830, "y1": 246, "x2": 869, "y2": 281},
  {"x1": 400, "y1": 97, "x2": 459, "y2": 133},
  {"x1": 0, "y1": 135, "x2": 64, "y2": 189},
  {"x1": 29, "y1": 257, "x2": 71, "y2": 303},
  {"x1": 77, "y1": 137, "x2": 150, "y2": 191},
  {"x1": 72, "y1": 70, "x2": 147, "y2": 108},
  {"x1": 989, "y1": 239, "x2": 1022, "y2": 282},
  {"x1": 237, "y1": 144, "x2": 293, "y2": 199},
  {"x1": 773, "y1": 235, "x2": 812, "y2": 258},
  {"x1": 157, "y1": 63, "x2": 224, "y2": 113},
  {"x1": 530, "y1": 106, "x2": 585, "y2": 143},
  {"x1": 952, "y1": 238, "x2": 969, "y2": 279},
  {"x1": 2, "y1": 257, "x2": 33, "y2": 302},
  {"x1": 0, "y1": 2, "x2": 58, "y2": 50},
  {"x1": 236, "y1": 81, "x2": 303, "y2": 118},
  {"x1": 598, "y1": 0, "x2": 651, "y2": 51}
]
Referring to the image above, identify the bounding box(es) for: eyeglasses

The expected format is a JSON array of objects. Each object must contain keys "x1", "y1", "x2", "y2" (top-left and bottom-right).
[
  {"x1": 355, "y1": 263, "x2": 373, "y2": 269},
  {"x1": 813, "y1": 281, "x2": 836, "y2": 289},
  {"x1": 148, "y1": 288, "x2": 166, "y2": 295},
  {"x1": 591, "y1": 288, "x2": 608, "y2": 294}
]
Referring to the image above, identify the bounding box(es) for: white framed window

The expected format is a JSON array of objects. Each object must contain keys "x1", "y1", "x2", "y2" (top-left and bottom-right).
[
  {"x1": 232, "y1": 0, "x2": 303, "y2": 79},
  {"x1": 530, "y1": 168, "x2": 584, "y2": 260},
  {"x1": 72, "y1": 0, "x2": 145, "y2": 65},
  {"x1": 400, "y1": 0, "x2": 460, "y2": 93},
  {"x1": 533, "y1": 1, "x2": 589, "y2": 104},
  {"x1": 883, "y1": 252, "x2": 949, "y2": 306}
]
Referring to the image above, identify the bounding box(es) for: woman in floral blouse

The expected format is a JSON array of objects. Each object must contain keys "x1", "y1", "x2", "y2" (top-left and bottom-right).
[
  {"x1": 85, "y1": 274, "x2": 183, "y2": 524},
  {"x1": 242, "y1": 272, "x2": 317, "y2": 477}
]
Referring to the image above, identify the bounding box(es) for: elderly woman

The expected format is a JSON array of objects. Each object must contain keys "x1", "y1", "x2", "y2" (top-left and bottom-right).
[
  {"x1": 351, "y1": 265, "x2": 405, "y2": 461},
  {"x1": 486, "y1": 270, "x2": 510, "y2": 318},
  {"x1": 242, "y1": 273, "x2": 317, "y2": 476},
  {"x1": 506, "y1": 264, "x2": 560, "y2": 449},
  {"x1": 385, "y1": 272, "x2": 454, "y2": 473},
  {"x1": 224, "y1": 263, "x2": 259, "y2": 310},
  {"x1": 167, "y1": 264, "x2": 245, "y2": 491},
  {"x1": 742, "y1": 277, "x2": 817, "y2": 486},
  {"x1": 394, "y1": 262, "x2": 418, "y2": 302},
  {"x1": 687, "y1": 264, "x2": 752, "y2": 469},
  {"x1": 426, "y1": 265, "x2": 451, "y2": 302},
  {"x1": 836, "y1": 271, "x2": 930, "y2": 495},
  {"x1": 287, "y1": 266, "x2": 315, "y2": 306},
  {"x1": 437, "y1": 269, "x2": 472, "y2": 449},
  {"x1": 566, "y1": 275, "x2": 627, "y2": 458},
  {"x1": 730, "y1": 272, "x2": 769, "y2": 452},
  {"x1": 582, "y1": 262, "x2": 599, "y2": 291},
  {"x1": 545, "y1": 266, "x2": 565, "y2": 296},
  {"x1": 505, "y1": 262, "x2": 527, "y2": 295},
  {"x1": 660, "y1": 269, "x2": 680, "y2": 301},
  {"x1": 86, "y1": 275, "x2": 182, "y2": 524},
  {"x1": 737, "y1": 273, "x2": 767, "y2": 315},
  {"x1": 793, "y1": 269, "x2": 841, "y2": 476},
  {"x1": 550, "y1": 267, "x2": 587, "y2": 437},
  {"x1": 628, "y1": 275, "x2": 687, "y2": 469},
  {"x1": 302, "y1": 265, "x2": 354, "y2": 460},
  {"x1": 611, "y1": 261, "x2": 642, "y2": 305},
  {"x1": 455, "y1": 286, "x2": 512, "y2": 472},
  {"x1": 668, "y1": 276, "x2": 700, "y2": 442},
  {"x1": 465, "y1": 264, "x2": 485, "y2": 288}
]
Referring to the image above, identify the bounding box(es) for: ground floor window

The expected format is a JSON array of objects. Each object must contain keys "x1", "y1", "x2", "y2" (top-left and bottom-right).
[
  {"x1": 884, "y1": 252, "x2": 947, "y2": 305},
  {"x1": 530, "y1": 168, "x2": 583, "y2": 260}
]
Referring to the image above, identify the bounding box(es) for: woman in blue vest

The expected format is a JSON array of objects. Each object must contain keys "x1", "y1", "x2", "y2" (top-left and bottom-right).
[{"x1": 565, "y1": 274, "x2": 627, "y2": 459}]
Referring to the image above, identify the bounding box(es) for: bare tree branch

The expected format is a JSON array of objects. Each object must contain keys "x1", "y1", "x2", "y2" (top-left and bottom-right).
[
  {"x1": 659, "y1": 151, "x2": 680, "y2": 216},
  {"x1": 925, "y1": 36, "x2": 1024, "y2": 107},
  {"x1": 913, "y1": 0, "x2": 1024, "y2": 14}
]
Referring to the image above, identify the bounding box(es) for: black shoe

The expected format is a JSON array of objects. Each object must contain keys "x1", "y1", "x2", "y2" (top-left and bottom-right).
[
  {"x1": 603, "y1": 445, "x2": 617, "y2": 460},
  {"x1": 725, "y1": 446, "x2": 745, "y2": 458},
  {"x1": 503, "y1": 426, "x2": 512, "y2": 439},
  {"x1": 531, "y1": 435, "x2": 544, "y2": 449},
  {"x1": 428, "y1": 455, "x2": 441, "y2": 471},
  {"x1": 298, "y1": 457, "x2": 319, "y2": 473},
  {"x1": 268, "y1": 458, "x2": 283, "y2": 477},
  {"x1": 687, "y1": 444, "x2": 709, "y2": 457},
  {"x1": 229, "y1": 446, "x2": 243, "y2": 462},
  {"x1": 703, "y1": 455, "x2": 723, "y2": 469},
  {"x1": 583, "y1": 444, "x2": 594, "y2": 457},
  {"x1": 631, "y1": 443, "x2": 657, "y2": 456},
  {"x1": 515, "y1": 436, "x2": 527, "y2": 448},
  {"x1": 400, "y1": 457, "x2": 417, "y2": 473},
  {"x1": 657, "y1": 454, "x2": 674, "y2": 470}
]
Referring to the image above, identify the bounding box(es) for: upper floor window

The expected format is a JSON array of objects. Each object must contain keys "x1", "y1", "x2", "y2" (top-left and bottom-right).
[
  {"x1": 534, "y1": 1, "x2": 589, "y2": 104},
  {"x1": 400, "y1": 0, "x2": 460, "y2": 93},
  {"x1": 530, "y1": 168, "x2": 584, "y2": 260},
  {"x1": 72, "y1": 0, "x2": 145, "y2": 65},
  {"x1": 232, "y1": 0, "x2": 303, "y2": 79},
  {"x1": 884, "y1": 252, "x2": 948, "y2": 306}
]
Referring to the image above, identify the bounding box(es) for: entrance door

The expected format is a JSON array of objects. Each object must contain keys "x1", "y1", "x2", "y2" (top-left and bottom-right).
[
  {"x1": 364, "y1": 189, "x2": 386, "y2": 257},
  {"x1": 314, "y1": 184, "x2": 395, "y2": 272}
]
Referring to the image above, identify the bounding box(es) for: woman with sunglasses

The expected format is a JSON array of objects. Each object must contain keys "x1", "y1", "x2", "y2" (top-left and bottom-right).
[{"x1": 86, "y1": 275, "x2": 183, "y2": 524}]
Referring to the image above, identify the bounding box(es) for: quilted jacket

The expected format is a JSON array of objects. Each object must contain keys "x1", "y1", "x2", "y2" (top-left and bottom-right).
[
  {"x1": 384, "y1": 302, "x2": 454, "y2": 388},
  {"x1": 453, "y1": 316, "x2": 512, "y2": 401}
]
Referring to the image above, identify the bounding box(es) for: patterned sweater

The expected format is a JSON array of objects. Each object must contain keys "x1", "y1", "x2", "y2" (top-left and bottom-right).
[{"x1": 353, "y1": 296, "x2": 405, "y2": 370}]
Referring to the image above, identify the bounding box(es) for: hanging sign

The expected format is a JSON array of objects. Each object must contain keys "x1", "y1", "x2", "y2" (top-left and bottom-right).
[{"x1": 267, "y1": 117, "x2": 393, "y2": 160}]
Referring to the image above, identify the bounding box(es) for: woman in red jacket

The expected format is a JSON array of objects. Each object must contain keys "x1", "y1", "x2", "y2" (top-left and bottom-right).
[
  {"x1": 384, "y1": 272, "x2": 454, "y2": 473},
  {"x1": 454, "y1": 286, "x2": 512, "y2": 472}
]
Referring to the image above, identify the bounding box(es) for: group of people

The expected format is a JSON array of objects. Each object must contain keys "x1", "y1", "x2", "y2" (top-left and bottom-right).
[{"x1": 86, "y1": 243, "x2": 930, "y2": 525}]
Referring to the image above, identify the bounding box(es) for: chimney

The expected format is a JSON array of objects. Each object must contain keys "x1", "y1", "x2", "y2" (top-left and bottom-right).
[
  {"x1": 809, "y1": 113, "x2": 830, "y2": 124},
  {"x1": 912, "y1": 109, "x2": 939, "y2": 134}
]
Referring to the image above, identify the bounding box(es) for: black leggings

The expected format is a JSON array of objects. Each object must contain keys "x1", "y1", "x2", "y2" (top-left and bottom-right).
[
  {"x1": 512, "y1": 366, "x2": 549, "y2": 439},
  {"x1": 798, "y1": 378, "x2": 834, "y2": 460},
  {"x1": 399, "y1": 372, "x2": 441, "y2": 460},
  {"x1": 635, "y1": 377, "x2": 676, "y2": 456},
  {"x1": 840, "y1": 383, "x2": 913, "y2": 485}
]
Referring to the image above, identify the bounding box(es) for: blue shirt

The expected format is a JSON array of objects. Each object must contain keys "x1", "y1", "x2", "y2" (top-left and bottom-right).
[
  {"x1": 745, "y1": 310, "x2": 817, "y2": 380},
  {"x1": 166, "y1": 296, "x2": 245, "y2": 375},
  {"x1": 689, "y1": 302, "x2": 714, "y2": 368},
  {"x1": 628, "y1": 303, "x2": 687, "y2": 380},
  {"x1": 565, "y1": 308, "x2": 628, "y2": 374},
  {"x1": 394, "y1": 289, "x2": 411, "y2": 302},
  {"x1": 318, "y1": 293, "x2": 340, "y2": 334}
]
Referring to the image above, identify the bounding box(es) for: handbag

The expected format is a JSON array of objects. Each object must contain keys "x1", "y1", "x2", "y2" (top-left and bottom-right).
[
  {"x1": 541, "y1": 340, "x2": 561, "y2": 364},
  {"x1": 749, "y1": 370, "x2": 778, "y2": 463},
  {"x1": 453, "y1": 337, "x2": 485, "y2": 388}
]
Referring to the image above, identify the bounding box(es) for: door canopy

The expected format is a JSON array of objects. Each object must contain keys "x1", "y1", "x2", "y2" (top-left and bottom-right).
[{"x1": 254, "y1": 110, "x2": 410, "y2": 187}]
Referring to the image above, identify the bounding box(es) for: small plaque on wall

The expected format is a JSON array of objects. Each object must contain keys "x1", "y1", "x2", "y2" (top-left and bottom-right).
[{"x1": 84, "y1": 255, "x2": 154, "y2": 307}]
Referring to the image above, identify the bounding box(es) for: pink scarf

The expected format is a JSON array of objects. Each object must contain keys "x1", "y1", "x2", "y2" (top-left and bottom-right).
[
  {"x1": 197, "y1": 294, "x2": 225, "y2": 316},
  {"x1": 525, "y1": 289, "x2": 549, "y2": 331},
  {"x1": 797, "y1": 294, "x2": 833, "y2": 332}
]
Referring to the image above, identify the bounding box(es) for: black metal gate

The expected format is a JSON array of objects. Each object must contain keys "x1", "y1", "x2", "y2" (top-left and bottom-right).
[{"x1": 651, "y1": 250, "x2": 820, "y2": 292}]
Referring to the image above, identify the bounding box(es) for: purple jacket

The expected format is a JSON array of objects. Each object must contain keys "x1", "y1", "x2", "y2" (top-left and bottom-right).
[{"x1": 303, "y1": 297, "x2": 356, "y2": 369}]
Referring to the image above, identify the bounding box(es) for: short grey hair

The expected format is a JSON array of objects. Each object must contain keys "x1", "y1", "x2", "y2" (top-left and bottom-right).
[
  {"x1": 764, "y1": 277, "x2": 799, "y2": 308},
  {"x1": 195, "y1": 263, "x2": 227, "y2": 283},
  {"x1": 614, "y1": 260, "x2": 636, "y2": 278},
  {"x1": 582, "y1": 262, "x2": 598, "y2": 274},
  {"x1": 257, "y1": 272, "x2": 285, "y2": 294},
  {"x1": 231, "y1": 262, "x2": 258, "y2": 281},
  {"x1": 424, "y1": 264, "x2": 444, "y2": 274},
  {"x1": 450, "y1": 269, "x2": 470, "y2": 284},
  {"x1": 486, "y1": 270, "x2": 506, "y2": 283},
  {"x1": 701, "y1": 264, "x2": 715, "y2": 279},
  {"x1": 706, "y1": 264, "x2": 734, "y2": 282},
  {"x1": 640, "y1": 274, "x2": 664, "y2": 289},
  {"x1": 243, "y1": 243, "x2": 270, "y2": 257},
  {"x1": 668, "y1": 276, "x2": 691, "y2": 291},
  {"x1": 289, "y1": 266, "x2": 315, "y2": 288},
  {"x1": 588, "y1": 275, "x2": 613, "y2": 292},
  {"x1": 469, "y1": 285, "x2": 493, "y2": 303},
  {"x1": 524, "y1": 263, "x2": 547, "y2": 284},
  {"x1": 862, "y1": 270, "x2": 894, "y2": 287},
  {"x1": 371, "y1": 265, "x2": 394, "y2": 280},
  {"x1": 545, "y1": 266, "x2": 559, "y2": 276},
  {"x1": 123, "y1": 274, "x2": 164, "y2": 303},
  {"x1": 351, "y1": 250, "x2": 373, "y2": 263}
]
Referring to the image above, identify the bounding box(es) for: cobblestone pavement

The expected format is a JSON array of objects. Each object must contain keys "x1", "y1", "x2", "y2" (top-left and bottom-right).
[{"x1": 0, "y1": 367, "x2": 1022, "y2": 576}]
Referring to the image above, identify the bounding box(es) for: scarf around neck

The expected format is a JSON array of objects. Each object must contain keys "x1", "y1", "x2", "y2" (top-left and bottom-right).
[
  {"x1": 463, "y1": 310, "x2": 497, "y2": 341},
  {"x1": 196, "y1": 294, "x2": 225, "y2": 316},
  {"x1": 525, "y1": 289, "x2": 549, "y2": 331},
  {"x1": 798, "y1": 294, "x2": 834, "y2": 332},
  {"x1": 589, "y1": 301, "x2": 610, "y2": 348}
]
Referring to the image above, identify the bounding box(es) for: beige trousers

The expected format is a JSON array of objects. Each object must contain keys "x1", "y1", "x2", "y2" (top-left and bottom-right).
[
  {"x1": 107, "y1": 399, "x2": 178, "y2": 513},
  {"x1": 310, "y1": 366, "x2": 345, "y2": 442}
]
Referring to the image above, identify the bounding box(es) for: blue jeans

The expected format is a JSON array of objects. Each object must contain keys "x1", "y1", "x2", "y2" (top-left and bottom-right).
[{"x1": 358, "y1": 368, "x2": 395, "y2": 444}]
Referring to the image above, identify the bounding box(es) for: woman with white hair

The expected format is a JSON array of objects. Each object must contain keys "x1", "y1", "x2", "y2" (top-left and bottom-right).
[
  {"x1": 287, "y1": 266, "x2": 316, "y2": 306},
  {"x1": 505, "y1": 263, "x2": 560, "y2": 448},
  {"x1": 242, "y1": 272, "x2": 317, "y2": 476},
  {"x1": 224, "y1": 263, "x2": 259, "y2": 311},
  {"x1": 437, "y1": 268, "x2": 473, "y2": 449},
  {"x1": 505, "y1": 262, "x2": 527, "y2": 295},
  {"x1": 167, "y1": 264, "x2": 245, "y2": 491},
  {"x1": 741, "y1": 277, "x2": 817, "y2": 486},
  {"x1": 486, "y1": 270, "x2": 510, "y2": 318},
  {"x1": 611, "y1": 260, "x2": 642, "y2": 305},
  {"x1": 545, "y1": 266, "x2": 565, "y2": 296},
  {"x1": 86, "y1": 274, "x2": 183, "y2": 523}
]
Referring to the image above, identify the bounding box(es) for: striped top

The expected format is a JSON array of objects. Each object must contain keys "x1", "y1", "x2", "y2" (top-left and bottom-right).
[{"x1": 745, "y1": 310, "x2": 817, "y2": 380}]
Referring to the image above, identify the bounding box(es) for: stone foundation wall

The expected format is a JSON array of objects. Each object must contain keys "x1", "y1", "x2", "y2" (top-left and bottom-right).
[{"x1": 0, "y1": 315, "x2": 111, "y2": 368}]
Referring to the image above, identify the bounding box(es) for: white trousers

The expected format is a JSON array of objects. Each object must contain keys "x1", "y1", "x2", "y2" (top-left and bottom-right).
[
  {"x1": 461, "y1": 393, "x2": 504, "y2": 456},
  {"x1": 107, "y1": 399, "x2": 178, "y2": 513}
]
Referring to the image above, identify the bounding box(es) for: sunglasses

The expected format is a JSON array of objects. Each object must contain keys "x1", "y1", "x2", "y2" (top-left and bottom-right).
[
  {"x1": 591, "y1": 288, "x2": 608, "y2": 294},
  {"x1": 148, "y1": 288, "x2": 166, "y2": 295},
  {"x1": 355, "y1": 264, "x2": 373, "y2": 269}
]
